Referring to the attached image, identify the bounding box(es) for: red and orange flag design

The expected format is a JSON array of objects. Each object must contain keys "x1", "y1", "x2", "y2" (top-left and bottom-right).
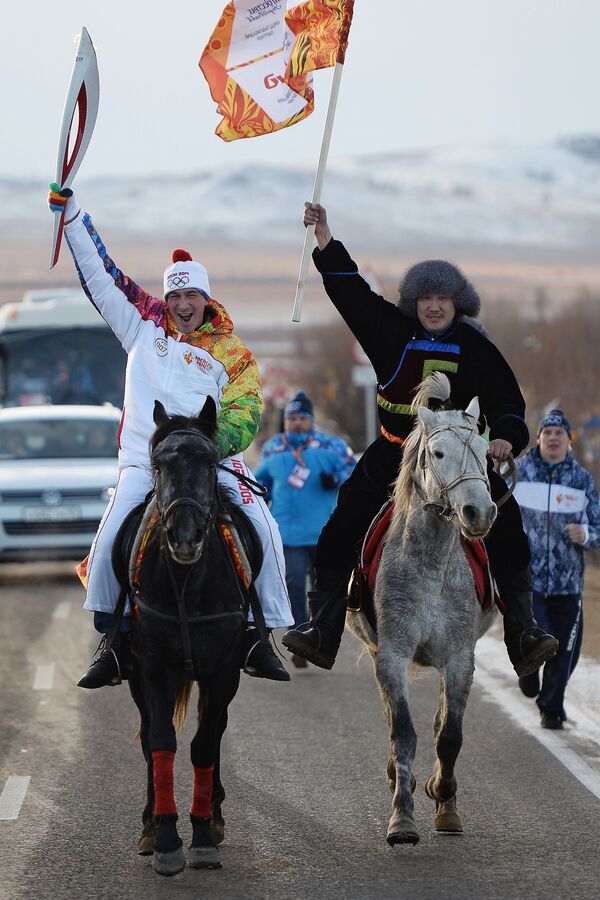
[
  {"x1": 200, "y1": 1, "x2": 354, "y2": 142},
  {"x1": 286, "y1": 0, "x2": 354, "y2": 77}
]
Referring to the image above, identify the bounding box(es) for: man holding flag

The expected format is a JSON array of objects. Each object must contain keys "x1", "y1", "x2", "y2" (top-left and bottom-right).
[{"x1": 282, "y1": 202, "x2": 559, "y2": 680}]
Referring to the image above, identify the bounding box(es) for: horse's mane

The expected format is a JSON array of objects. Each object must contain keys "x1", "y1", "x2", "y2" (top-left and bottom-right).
[
  {"x1": 392, "y1": 372, "x2": 452, "y2": 521},
  {"x1": 410, "y1": 370, "x2": 452, "y2": 412}
]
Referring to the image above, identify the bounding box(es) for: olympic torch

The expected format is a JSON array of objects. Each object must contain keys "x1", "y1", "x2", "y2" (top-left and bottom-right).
[{"x1": 49, "y1": 27, "x2": 100, "y2": 269}]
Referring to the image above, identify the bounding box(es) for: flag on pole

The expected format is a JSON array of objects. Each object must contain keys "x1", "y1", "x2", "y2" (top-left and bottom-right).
[
  {"x1": 286, "y1": 0, "x2": 354, "y2": 75},
  {"x1": 200, "y1": 0, "x2": 354, "y2": 141}
]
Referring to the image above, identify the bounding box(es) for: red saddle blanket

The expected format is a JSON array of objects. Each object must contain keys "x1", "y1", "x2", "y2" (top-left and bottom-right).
[{"x1": 357, "y1": 501, "x2": 500, "y2": 612}]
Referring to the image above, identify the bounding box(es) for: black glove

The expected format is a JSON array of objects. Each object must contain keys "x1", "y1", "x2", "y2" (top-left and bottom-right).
[{"x1": 320, "y1": 472, "x2": 338, "y2": 490}]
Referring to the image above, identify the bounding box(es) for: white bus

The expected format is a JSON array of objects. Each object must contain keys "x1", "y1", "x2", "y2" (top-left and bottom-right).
[{"x1": 0, "y1": 289, "x2": 126, "y2": 408}]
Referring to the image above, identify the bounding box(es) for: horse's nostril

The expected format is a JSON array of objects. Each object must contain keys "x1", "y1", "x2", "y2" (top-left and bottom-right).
[{"x1": 462, "y1": 505, "x2": 478, "y2": 523}]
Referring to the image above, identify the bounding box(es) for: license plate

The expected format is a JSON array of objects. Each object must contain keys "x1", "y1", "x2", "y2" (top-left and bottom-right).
[{"x1": 23, "y1": 506, "x2": 82, "y2": 522}]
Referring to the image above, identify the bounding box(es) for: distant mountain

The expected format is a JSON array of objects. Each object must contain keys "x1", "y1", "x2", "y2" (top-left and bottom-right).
[{"x1": 5, "y1": 136, "x2": 600, "y2": 251}]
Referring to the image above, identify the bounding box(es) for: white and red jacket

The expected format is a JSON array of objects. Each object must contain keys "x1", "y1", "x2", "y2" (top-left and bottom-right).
[{"x1": 64, "y1": 207, "x2": 262, "y2": 471}]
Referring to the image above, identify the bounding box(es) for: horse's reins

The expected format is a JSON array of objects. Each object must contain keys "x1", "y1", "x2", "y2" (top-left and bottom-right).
[
  {"x1": 413, "y1": 420, "x2": 516, "y2": 518},
  {"x1": 140, "y1": 429, "x2": 267, "y2": 674}
]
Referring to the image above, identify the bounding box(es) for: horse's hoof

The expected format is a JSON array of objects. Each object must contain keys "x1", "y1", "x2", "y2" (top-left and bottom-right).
[
  {"x1": 188, "y1": 845, "x2": 222, "y2": 869},
  {"x1": 210, "y1": 818, "x2": 225, "y2": 846},
  {"x1": 138, "y1": 834, "x2": 155, "y2": 856},
  {"x1": 152, "y1": 846, "x2": 186, "y2": 876},
  {"x1": 386, "y1": 815, "x2": 419, "y2": 846},
  {"x1": 434, "y1": 800, "x2": 463, "y2": 834},
  {"x1": 138, "y1": 821, "x2": 158, "y2": 855}
]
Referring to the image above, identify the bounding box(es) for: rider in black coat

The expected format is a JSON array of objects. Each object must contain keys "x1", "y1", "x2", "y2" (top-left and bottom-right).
[{"x1": 282, "y1": 203, "x2": 558, "y2": 678}]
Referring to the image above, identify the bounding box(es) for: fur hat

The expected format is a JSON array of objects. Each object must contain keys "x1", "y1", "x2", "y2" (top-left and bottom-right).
[
  {"x1": 537, "y1": 409, "x2": 572, "y2": 439},
  {"x1": 285, "y1": 391, "x2": 314, "y2": 420},
  {"x1": 398, "y1": 260, "x2": 480, "y2": 319},
  {"x1": 163, "y1": 249, "x2": 211, "y2": 300}
]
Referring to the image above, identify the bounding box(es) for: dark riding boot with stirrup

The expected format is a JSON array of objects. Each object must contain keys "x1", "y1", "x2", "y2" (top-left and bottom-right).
[
  {"x1": 500, "y1": 568, "x2": 559, "y2": 678},
  {"x1": 77, "y1": 631, "x2": 132, "y2": 689},
  {"x1": 281, "y1": 571, "x2": 348, "y2": 670},
  {"x1": 244, "y1": 628, "x2": 291, "y2": 681}
]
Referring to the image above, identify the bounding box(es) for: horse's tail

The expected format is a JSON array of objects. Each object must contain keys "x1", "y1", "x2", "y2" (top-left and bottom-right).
[
  {"x1": 410, "y1": 371, "x2": 451, "y2": 412},
  {"x1": 173, "y1": 679, "x2": 195, "y2": 731}
]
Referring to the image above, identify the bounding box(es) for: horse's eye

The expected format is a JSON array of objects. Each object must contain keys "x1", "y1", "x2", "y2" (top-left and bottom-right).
[{"x1": 433, "y1": 450, "x2": 444, "y2": 459}]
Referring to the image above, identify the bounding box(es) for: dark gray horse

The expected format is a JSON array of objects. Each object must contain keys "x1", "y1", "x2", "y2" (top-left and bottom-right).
[
  {"x1": 348, "y1": 372, "x2": 497, "y2": 846},
  {"x1": 128, "y1": 397, "x2": 250, "y2": 876}
]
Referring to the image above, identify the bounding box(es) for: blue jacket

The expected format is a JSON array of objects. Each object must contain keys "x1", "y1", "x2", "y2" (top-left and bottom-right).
[
  {"x1": 515, "y1": 447, "x2": 600, "y2": 596},
  {"x1": 255, "y1": 430, "x2": 356, "y2": 546}
]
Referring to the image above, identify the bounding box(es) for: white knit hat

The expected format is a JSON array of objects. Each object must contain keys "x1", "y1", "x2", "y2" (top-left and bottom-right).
[{"x1": 163, "y1": 249, "x2": 211, "y2": 299}]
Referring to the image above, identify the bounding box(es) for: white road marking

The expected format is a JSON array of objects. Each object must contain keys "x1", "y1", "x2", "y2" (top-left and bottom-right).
[
  {"x1": 0, "y1": 776, "x2": 31, "y2": 820},
  {"x1": 475, "y1": 634, "x2": 600, "y2": 800},
  {"x1": 52, "y1": 601, "x2": 71, "y2": 620},
  {"x1": 33, "y1": 664, "x2": 55, "y2": 691}
]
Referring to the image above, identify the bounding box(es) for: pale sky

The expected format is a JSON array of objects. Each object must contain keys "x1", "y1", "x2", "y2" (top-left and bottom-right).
[{"x1": 5, "y1": 0, "x2": 600, "y2": 181}]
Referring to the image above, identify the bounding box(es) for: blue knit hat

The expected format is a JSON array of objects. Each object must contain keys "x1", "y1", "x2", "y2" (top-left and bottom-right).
[
  {"x1": 538, "y1": 409, "x2": 572, "y2": 438},
  {"x1": 285, "y1": 391, "x2": 314, "y2": 419}
]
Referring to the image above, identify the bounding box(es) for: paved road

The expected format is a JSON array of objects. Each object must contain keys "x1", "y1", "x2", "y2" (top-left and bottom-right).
[{"x1": 1, "y1": 563, "x2": 599, "y2": 900}]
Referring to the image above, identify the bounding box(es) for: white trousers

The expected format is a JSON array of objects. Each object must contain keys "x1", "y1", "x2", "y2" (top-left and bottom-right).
[{"x1": 84, "y1": 456, "x2": 293, "y2": 628}]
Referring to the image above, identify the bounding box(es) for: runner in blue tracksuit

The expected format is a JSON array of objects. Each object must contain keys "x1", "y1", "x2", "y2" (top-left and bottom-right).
[
  {"x1": 255, "y1": 392, "x2": 355, "y2": 640},
  {"x1": 514, "y1": 409, "x2": 600, "y2": 728}
]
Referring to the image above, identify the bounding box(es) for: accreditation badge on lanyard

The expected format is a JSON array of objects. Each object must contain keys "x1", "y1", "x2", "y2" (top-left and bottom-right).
[
  {"x1": 284, "y1": 435, "x2": 312, "y2": 490},
  {"x1": 288, "y1": 464, "x2": 311, "y2": 490}
]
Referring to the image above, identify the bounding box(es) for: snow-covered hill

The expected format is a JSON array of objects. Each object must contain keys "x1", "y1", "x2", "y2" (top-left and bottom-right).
[{"x1": 5, "y1": 135, "x2": 600, "y2": 251}]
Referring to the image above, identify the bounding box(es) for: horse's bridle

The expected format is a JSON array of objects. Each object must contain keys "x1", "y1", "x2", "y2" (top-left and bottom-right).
[
  {"x1": 141, "y1": 427, "x2": 267, "y2": 675},
  {"x1": 414, "y1": 420, "x2": 517, "y2": 518},
  {"x1": 413, "y1": 420, "x2": 490, "y2": 519}
]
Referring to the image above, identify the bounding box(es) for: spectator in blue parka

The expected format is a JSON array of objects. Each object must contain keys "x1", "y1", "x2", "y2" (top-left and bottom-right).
[
  {"x1": 255, "y1": 392, "x2": 355, "y2": 660},
  {"x1": 514, "y1": 409, "x2": 600, "y2": 729}
]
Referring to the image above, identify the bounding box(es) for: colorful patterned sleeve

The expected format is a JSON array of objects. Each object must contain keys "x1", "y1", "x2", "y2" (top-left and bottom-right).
[
  {"x1": 215, "y1": 340, "x2": 263, "y2": 460},
  {"x1": 64, "y1": 212, "x2": 165, "y2": 349}
]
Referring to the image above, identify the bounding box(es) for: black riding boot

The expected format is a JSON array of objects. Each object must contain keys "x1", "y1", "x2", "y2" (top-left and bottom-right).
[
  {"x1": 244, "y1": 628, "x2": 290, "y2": 682},
  {"x1": 77, "y1": 631, "x2": 132, "y2": 689},
  {"x1": 281, "y1": 571, "x2": 348, "y2": 670},
  {"x1": 500, "y1": 568, "x2": 559, "y2": 677}
]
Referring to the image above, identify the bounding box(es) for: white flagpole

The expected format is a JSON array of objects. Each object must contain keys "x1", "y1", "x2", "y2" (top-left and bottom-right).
[{"x1": 291, "y1": 61, "x2": 345, "y2": 323}]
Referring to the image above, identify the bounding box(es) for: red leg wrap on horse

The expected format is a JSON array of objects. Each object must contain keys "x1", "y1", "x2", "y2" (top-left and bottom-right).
[
  {"x1": 191, "y1": 764, "x2": 214, "y2": 819},
  {"x1": 153, "y1": 750, "x2": 177, "y2": 816}
]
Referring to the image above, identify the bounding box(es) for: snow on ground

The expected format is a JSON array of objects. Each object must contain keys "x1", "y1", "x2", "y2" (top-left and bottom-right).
[
  {"x1": 5, "y1": 136, "x2": 600, "y2": 251},
  {"x1": 475, "y1": 625, "x2": 600, "y2": 797}
]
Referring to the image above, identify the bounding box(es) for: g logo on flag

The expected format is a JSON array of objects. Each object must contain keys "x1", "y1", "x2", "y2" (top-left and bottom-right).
[
  {"x1": 264, "y1": 73, "x2": 285, "y2": 89},
  {"x1": 167, "y1": 274, "x2": 190, "y2": 289}
]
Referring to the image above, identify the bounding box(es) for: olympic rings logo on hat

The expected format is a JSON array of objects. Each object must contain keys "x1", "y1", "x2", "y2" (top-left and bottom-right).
[{"x1": 167, "y1": 274, "x2": 190, "y2": 288}]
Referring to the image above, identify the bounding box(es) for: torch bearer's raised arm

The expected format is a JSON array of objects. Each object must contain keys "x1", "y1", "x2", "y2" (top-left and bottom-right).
[{"x1": 49, "y1": 27, "x2": 100, "y2": 269}]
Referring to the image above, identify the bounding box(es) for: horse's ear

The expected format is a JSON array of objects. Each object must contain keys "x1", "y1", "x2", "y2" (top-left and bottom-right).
[
  {"x1": 465, "y1": 396, "x2": 480, "y2": 421},
  {"x1": 417, "y1": 406, "x2": 436, "y2": 430},
  {"x1": 197, "y1": 395, "x2": 218, "y2": 430},
  {"x1": 153, "y1": 400, "x2": 169, "y2": 427}
]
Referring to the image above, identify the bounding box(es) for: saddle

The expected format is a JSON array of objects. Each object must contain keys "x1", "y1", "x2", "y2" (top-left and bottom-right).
[{"x1": 348, "y1": 499, "x2": 501, "y2": 630}]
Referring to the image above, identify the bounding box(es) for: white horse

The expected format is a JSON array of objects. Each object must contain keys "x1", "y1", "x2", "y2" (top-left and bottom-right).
[{"x1": 348, "y1": 372, "x2": 498, "y2": 846}]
